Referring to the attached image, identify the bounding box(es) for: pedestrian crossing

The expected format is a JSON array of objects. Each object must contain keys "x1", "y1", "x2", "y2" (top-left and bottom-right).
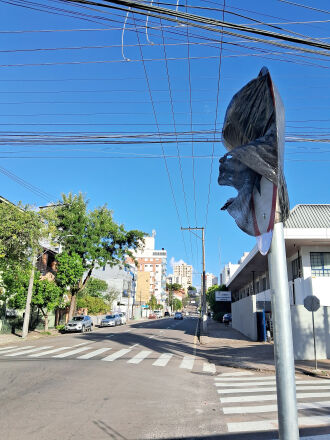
[
  {"x1": 0, "y1": 343, "x2": 214, "y2": 373},
  {"x1": 214, "y1": 371, "x2": 330, "y2": 435}
]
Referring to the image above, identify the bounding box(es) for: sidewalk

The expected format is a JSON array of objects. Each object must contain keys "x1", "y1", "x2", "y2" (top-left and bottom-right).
[{"x1": 199, "y1": 319, "x2": 330, "y2": 377}]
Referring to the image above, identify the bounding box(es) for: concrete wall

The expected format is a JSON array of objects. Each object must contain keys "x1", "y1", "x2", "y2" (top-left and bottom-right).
[
  {"x1": 291, "y1": 305, "x2": 330, "y2": 360},
  {"x1": 232, "y1": 295, "x2": 257, "y2": 341}
]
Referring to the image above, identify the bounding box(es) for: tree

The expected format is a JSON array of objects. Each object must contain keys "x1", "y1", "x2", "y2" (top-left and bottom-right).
[
  {"x1": 77, "y1": 295, "x2": 108, "y2": 315},
  {"x1": 173, "y1": 298, "x2": 182, "y2": 311},
  {"x1": 182, "y1": 296, "x2": 190, "y2": 308},
  {"x1": 206, "y1": 284, "x2": 229, "y2": 317},
  {"x1": 33, "y1": 279, "x2": 63, "y2": 331},
  {"x1": 166, "y1": 283, "x2": 182, "y2": 292},
  {"x1": 80, "y1": 277, "x2": 108, "y2": 298},
  {"x1": 148, "y1": 295, "x2": 157, "y2": 311},
  {"x1": 103, "y1": 287, "x2": 120, "y2": 311},
  {"x1": 45, "y1": 193, "x2": 144, "y2": 320}
]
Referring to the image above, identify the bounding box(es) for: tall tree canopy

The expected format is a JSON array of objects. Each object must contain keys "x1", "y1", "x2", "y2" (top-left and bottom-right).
[{"x1": 46, "y1": 193, "x2": 144, "y2": 319}]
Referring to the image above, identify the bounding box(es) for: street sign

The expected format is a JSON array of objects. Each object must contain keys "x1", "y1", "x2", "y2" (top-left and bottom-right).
[
  {"x1": 215, "y1": 291, "x2": 231, "y2": 302},
  {"x1": 304, "y1": 295, "x2": 320, "y2": 312},
  {"x1": 303, "y1": 295, "x2": 320, "y2": 370}
]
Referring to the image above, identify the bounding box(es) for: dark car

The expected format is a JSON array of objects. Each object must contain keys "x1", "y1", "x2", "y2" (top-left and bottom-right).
[
  {"x1": 223, "y1": 313, "x2": 232, "y2": 324},
  {"x1": 164, "y1": 311, "x2": 170, "y2": 317},
  {"x1": 174, "y1": 312, "x2": 183, "y2": 320}
]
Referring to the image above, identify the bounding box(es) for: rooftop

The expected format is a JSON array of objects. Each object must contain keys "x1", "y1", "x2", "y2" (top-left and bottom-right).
[{"x1": 285, "y1": 204, "x2": 330, "y2": 229}]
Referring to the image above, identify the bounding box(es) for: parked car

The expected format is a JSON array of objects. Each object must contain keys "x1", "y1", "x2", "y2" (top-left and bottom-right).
[
  {"x1": 118, "y1": 312, "x2": 127, "y2": 325},
  {"x1": 148, "y1": 313, "x2": 156, "y2": 319},
  {"x1": 164, "y1": 311, "x2": 170, "y2": 317},
  {"x1": 100, "y1": 313, "x2": 121, "y2": 327},
  {"x1": 223, "y1": 313, "x2": 232, "y2": 324},
  {"x1": 65, "y1": 315, "x2": 93, "y2": 333},
  {"x1": 154, "y1": 310, "x2": 162, "y2": 319},
  {"x1": 174, "y1": 312, "x2": 183, "y2": 320}
]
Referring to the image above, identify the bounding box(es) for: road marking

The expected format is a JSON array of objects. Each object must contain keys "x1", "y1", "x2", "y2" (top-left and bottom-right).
[
  {"x1": 77, "y1": 348, "x2": 112, "y2": 359},
  {"x1": 220, "y1": 391, "x2": 330, "y2": 403},
  {"x1": 0, "y1": 346, "x2": 17, "y2": 351},
  {"x1": 5, "y1": 346, "x2": 53, "y2": 357},
  {"x1": 223, "y1": 400, "x2": 330, "y2": 415},
  {"x1": 215, "y1": 380, "x2": 330, "y2": 387},
  {"x1": 72, "y1": 342, "x2": 91, "y2": 347},
  {"x1": 0, "y1": 345, "x2": 35, "y2": 355},
  {"x1": 127, "y1": 350, "x2": 152, "y2": 364},
  {"x1": 203, "y1": 362, "x2": 216, "y2": 373},
  {"x1": 179, "y1": 356, "x2": 195, "y2": 370},
  {"x1": 227, "y1": 415, "x2": 330, "y2": 433},
  {"x1": 148, "y1": 335, "x2": 155, "y2": 339},
  {"x1": 219, "y1": 371, "x2": 254, "y2": 377},
  {"x1": 130, "y1": 344, "x2": 139, "y2": 348},
  {"x1": 101, "y1": 348, "x2": 132, "y2": 362},
  {"x1": 214, "y1": 376, "x2": 276, "y2": 382},
  {"x1": 30, "y1": 346, "x2": 73, "y2": 357},
  {"x1": 218, "y1": 385, "x2": 330, "y2": 394},
  {"x1": 153, "y1": 353, "x2": 173, "y2": 367},
  {"x1": 106, "y1": 335, "x2": 114, "y2": 338},
  {"x1": 52, "y1": 347, "x2": 90, "y2": 358}
]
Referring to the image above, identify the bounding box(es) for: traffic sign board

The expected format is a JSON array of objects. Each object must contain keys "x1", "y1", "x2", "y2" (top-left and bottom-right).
[{"x1": 304, "y1": 295, "x2": 320, "y2": 312}]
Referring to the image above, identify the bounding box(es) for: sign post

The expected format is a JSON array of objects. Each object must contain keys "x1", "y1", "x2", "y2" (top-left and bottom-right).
[{"x1": 304, "y1": 295, "x2": 320, "y2": 371}]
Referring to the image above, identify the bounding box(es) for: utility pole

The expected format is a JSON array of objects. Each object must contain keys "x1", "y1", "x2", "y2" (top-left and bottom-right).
[
  {"x1": 22, "y1": 252, "x2": 37, "y2": 339},
  {"x1": 181, "y1": 227, "x2": 207, "y2": 333}
]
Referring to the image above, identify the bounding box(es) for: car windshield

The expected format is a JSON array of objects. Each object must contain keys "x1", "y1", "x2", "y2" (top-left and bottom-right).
[
  {"x1": 72, "y1": 317, "x2": 84, "y2": 321},
  {"x1": 105, "y1": 315, "x2": 115, "y2": 319}
]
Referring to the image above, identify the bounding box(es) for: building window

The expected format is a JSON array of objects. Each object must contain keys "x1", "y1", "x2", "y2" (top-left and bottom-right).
[
  {"x1": 292, "y1": 256, "x2": 302, "y2": 280},
  {"x1": 310, "y1": 252, "x2": 330, "y2": 276}
]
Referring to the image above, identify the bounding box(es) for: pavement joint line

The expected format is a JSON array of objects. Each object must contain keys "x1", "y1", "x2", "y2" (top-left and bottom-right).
[{"x1": 220, "y1": 391, "x2": 330, "y2": 403}]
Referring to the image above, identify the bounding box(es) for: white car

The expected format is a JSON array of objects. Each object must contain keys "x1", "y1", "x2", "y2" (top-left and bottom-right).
[
  {"x1": 154, "y1": 310, "x2": 162, "y2": 319},
  {"x1": 100, "y1": 313, "x2": 121, "y2": 327},
  {"x1": 118, "y1": 312, "x2": 127, "y2": 325}
]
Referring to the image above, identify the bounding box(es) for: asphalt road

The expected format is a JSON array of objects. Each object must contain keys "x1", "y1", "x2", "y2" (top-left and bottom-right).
[{"x1": 1, "y1": 317, "x2": 329, "y2": 440}]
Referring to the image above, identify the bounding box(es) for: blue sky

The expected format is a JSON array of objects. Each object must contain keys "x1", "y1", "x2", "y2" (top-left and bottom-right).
[{"x1": 1, "y1": 0, "x2": 329, "y2": 286}]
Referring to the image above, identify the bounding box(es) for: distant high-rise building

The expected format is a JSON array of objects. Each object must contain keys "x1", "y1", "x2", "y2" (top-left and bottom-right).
[
  {"x1": 220, "y1": 252, "x2": 249, "y2": 285},
  {"x1": 173, "y1": 262, "x2": 192, "y2": 292},
  {"x1": 130, "y1": 231, "x2": 167, "y2": 303},
  {"x1": 202, "y1": 273, "x2": 218, "y2": 291}
]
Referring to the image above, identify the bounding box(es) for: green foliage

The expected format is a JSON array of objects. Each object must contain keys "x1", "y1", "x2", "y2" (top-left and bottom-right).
[
  {"x1": 182, "y1": 296, "x2": 190, "y2": 307},
  {"x1": 147, "y1": 295, "x2": 158, "y2": 311},
  {"x1": 3, "y1": 265, "x2": 31, "y2": 309},
  {"x1": 206, "y1": 284, "x2": 230, "y2": 317},
  {"x1": 0, "y1": 202, "x2": 42, "y2": 269},
  {"x1": 55, "y1": 252, "x2": 84, "y2": 290},
  {"x1": 80, "y1": 277, "x2": 108, "y2": 298},
  {"x1": 56, "y1": 324, "x2": 65, "y2": 332},
  {"x1": 166, "y1": 283, "x2": 182, "y2": 291},
  {"x1": 77, "y1": 295, "x2": 109, "y2": 315},
  {"x1": 173, "y1": 298, "x2": 182, "y2": 311},
  {"x1": 33, "y1": 279, "x2": 62, "y2": 313}
]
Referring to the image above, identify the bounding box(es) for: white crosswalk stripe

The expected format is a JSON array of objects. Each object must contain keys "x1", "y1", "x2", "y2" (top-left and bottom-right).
[
  {"x1": 219, "y1": 371, "x2": 254, "y2": 377},
  {"x1": 53, "y1": 347, "x2": 90, "y2": 358},
  {"x1": 152, "y1": 353, "x2": 173, "y2": 367},
  {"x1": 5, "y1": 346, "x2": 53, "y2": 357},
  {"x1": 30, "y1": 346, "x2": 73, "y2": 357},
  {"x1": 77, "y1": 348, "x2": 112, "y2": 359},
  {"x1": 203, "y1": 362, "x2": 216, "y2": 373},
  {"x1": 0, "y1": 345, "x2": 34, "y2": 355},
  {"x1": 0, "y1": 346, "x2": 17, "y2": 351},
  {"x1": 101, "y1": 348, "x2": 132, "y2": 362},
  {"x1": 214, "y1": 371, "x2": 330, "y2": 434},
  {"x1": 179, "y1": 356, "x2": 194, "y2": 370},
  {"x1": 127, "y1": 350, "x2": 152, "y2": 364}
]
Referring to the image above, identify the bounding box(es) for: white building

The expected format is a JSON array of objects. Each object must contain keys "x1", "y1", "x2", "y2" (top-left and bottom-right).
[
  {"x1": 226, "y1": 204, "x2": 330, "y2": 360},
  {"x1": 173, "y1": 262, "x2": 192, "y2": 292},
  {"x1": 203, "y1": 273, "x2": 218, "y2": 291},
  {"x1": 133, "y1": 231, "x2": 167, "y2": 303},
  {"x1": 220, "y1": 252, "x2": 249, "y2": 285}
]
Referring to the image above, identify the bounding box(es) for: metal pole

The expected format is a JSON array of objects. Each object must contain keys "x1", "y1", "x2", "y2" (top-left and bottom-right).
[
  {"x1": 268, "y1": 221, "x2": 299, "y2": 440},
  {"x1": 201, "y1": 227, "x2": 207, "y2": 334},
  {"x1": 312, "y1": 310, "x2": 317, "y2": 371},
  {"x1": 22, "y1": 252, "x2": 37, "y2": 339}
]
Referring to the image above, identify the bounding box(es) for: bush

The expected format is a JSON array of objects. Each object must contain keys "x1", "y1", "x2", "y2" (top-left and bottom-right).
[
  {"x1": 56, "y1": 324, "x2": 65, "y2": 333},
  {"x1": 213, "y1": 312, "x2": 225, "y2": 323}
]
